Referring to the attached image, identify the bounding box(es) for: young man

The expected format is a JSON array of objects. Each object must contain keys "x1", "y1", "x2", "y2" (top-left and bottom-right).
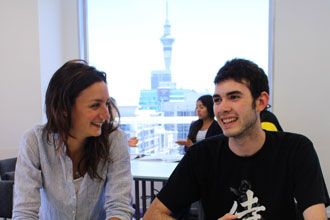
[{"x1": 144, "y1": 58, "x2": 329, "y2": 220}]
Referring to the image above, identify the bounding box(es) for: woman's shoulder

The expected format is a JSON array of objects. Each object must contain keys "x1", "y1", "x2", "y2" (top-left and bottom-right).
[
  {"x1": 108, "y1": 128, "x2": 129, "y2": 149},
  {"x1": 207, "y1": 120, "x2": 223, "y2": 135},
  {"x1": 21, "y1": 124, "x2": 46, "y2": 144},
  {"x1": 107, "y1": 128, "x2": 130, "y2": 160},
  {"x1": 191, "y1": 119, "x2": 202, "y2": 126},
  {"x1": 19, "y1": 124, "x2": 49, "y2": 161},
  {"x1": 109, "y1": 128, "x2": 127, "y2": 141}
]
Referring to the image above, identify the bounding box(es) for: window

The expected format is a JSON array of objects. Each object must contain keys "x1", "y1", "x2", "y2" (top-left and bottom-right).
[{"x1": 85, "y1": 0, "x2": 269, "y2": 154}]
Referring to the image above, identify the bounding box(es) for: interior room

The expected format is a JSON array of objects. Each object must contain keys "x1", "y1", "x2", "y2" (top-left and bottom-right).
[{"x1": 1, "y1": 0, "x2": 329, "y2": 218}]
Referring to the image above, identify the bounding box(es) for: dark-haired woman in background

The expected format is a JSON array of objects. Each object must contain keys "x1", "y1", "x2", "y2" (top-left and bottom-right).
[
  {"x1": 176, "y1": 94, "x2": 223, "y2": 152},
  {"x1": 13, "y1": 60, "x2": 134, "y2": 219}
]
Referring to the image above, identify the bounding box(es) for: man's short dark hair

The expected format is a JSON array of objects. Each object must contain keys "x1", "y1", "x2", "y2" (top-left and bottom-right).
[{"x1": 213, "y1": 58, "x2": 269, "y2": 100}]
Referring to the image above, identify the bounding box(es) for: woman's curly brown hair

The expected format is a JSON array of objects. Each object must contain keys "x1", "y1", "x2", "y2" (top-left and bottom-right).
[{"x1": 44, "y1": 59, "x2": 119, "y2": 180}]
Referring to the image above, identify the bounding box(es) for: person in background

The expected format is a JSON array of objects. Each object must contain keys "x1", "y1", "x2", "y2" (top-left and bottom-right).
[
  {"x1": 176, "y1": 94, "x2": 223, "y2": 152},
  {"x1": 144, "y1": 58, "x2": 329, "y2": 220},
  {"x1": 260, "y1": 107, "x2": 283, "y2": 131},
  {"x1": 13, "y1": 60, "x2": 134, "y2": 219}
]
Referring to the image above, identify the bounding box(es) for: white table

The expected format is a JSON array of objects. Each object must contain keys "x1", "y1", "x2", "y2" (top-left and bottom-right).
[
  {"x1": 131, "y1": 159, "x2": 179, "y2": 180},
  {"x1": 130, "y1": 158, "x2": 179, "y2": 219},
  {"x1": 130, "y1": 155, "x2": 204, "y2": 220}
]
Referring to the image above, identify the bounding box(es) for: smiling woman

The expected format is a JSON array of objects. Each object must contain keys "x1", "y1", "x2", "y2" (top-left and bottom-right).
[
  {"x1": 13, "y1": 60, "x2": 135, "y2": 219},
  {"x1": 70, "y1": 81, "x2": 111, "y2": 139}
]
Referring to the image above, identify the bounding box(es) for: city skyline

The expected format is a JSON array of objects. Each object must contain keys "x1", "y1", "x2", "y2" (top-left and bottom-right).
[{"x1": 87, "y1": 0, "x2": 269, "y2": 106}]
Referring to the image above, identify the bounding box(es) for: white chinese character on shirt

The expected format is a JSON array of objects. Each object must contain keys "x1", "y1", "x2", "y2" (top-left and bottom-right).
[{"x1": 229, "y1": 189, "x2": 266, "y2": 220}]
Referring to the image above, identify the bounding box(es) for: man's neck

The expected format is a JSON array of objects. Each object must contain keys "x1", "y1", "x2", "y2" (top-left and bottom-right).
[{"x1": 228, "y1": 127, "x2": 266, "y2": 157}]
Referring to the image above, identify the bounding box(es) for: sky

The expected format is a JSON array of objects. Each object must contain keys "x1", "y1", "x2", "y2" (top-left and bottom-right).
[{"x1": 87, "y1": 0, "x2": 269, "y2": 106}]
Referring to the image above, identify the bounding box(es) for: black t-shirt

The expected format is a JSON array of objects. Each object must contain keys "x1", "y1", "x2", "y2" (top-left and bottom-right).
[{"x1": 157, "y1": 131, "x2": 329, "y2": 220}]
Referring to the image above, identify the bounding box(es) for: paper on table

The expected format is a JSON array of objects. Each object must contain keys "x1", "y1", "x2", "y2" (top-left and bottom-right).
[{"x1": 137, "y1": 153, "x2": 183, "y2": 162}]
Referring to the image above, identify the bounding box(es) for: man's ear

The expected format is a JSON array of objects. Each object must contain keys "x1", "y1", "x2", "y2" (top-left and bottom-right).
[{"x1": 256, "y1": 91, "x2": 269, "y2": 112}]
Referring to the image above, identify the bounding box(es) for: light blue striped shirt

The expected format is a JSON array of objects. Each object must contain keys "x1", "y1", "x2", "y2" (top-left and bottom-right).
[{"x1": 13, "y1": 125, "x2": 134, "y2": 220}]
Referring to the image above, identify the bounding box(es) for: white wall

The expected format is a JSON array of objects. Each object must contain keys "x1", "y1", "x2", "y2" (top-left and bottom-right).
[
  {"x1": 272, "y1": 0, "x2": 330, "y2": 214},
  {"x1": 0, "y1": 0, "x2": 329, "y2": 213},
  {"x1": 38, "y1": 0, "x2": 81, "y2": 120},
  {"x1": 0, "y1": 0, "x2": 80, "y2": 159},
  {"x1": 0, "y1": 0, "x2": 42, "y2": 158}
]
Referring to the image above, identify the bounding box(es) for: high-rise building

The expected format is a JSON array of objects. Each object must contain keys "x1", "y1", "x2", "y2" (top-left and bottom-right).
[{"x1": 126, "y1": 2, "x2": 203, "y2": 154}]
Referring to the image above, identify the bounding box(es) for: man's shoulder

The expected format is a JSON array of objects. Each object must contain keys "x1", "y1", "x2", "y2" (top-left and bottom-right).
[
  {"x1": 199, "y1": 134, "x2": 226, "y2": 146},
  {"x1": 188, "y1": 134, "x2": 227, "y2": 157},
  {"x1": 265, "y1": 131, "x2": 314, "y2": 153},
  {"x1": 267, "y1": 131, "x2": 311, "y2": 143},
  {"x1": 206, "y1": 133, "x2": 226, "y2": 142}
]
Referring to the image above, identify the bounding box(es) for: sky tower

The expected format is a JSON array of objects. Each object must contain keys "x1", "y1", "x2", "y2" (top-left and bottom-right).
[{"x1": 160, "y1": 0, "x2": 175, "y2": 73}]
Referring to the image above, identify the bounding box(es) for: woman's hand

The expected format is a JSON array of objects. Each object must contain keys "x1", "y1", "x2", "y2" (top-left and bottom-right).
[
  {"x1": 175, "y1": 139, "x2": 193, "y2": 147},
  {"x1": 175, "y1": 138, "x2": 193, "y2": 147},
  {"x1": 128, "y1": 137, "x2": 138, "y2": 147},
  {"x1": 175, "y1": 140, "x2": 189, "y2": 146},
  {"x1": 217, "y1": 213, "x2": 238, "y2": 220}
]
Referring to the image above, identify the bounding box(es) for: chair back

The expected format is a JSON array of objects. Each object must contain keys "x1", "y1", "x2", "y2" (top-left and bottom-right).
[
  {"x1": 0, "y1": 157, "x2": 17, "y2": 180},
  {"x1": 0, "y1": 180, "x2": 14, "y2": 218}
]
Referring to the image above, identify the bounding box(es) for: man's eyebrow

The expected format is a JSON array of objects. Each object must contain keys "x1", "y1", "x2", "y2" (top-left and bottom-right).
[
  {"x1": 213, "y1": 90, "x2": 243, "y2": 98},
  {"x1": 226, "y1": 90, "x2": 243, "y2": 96}
]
